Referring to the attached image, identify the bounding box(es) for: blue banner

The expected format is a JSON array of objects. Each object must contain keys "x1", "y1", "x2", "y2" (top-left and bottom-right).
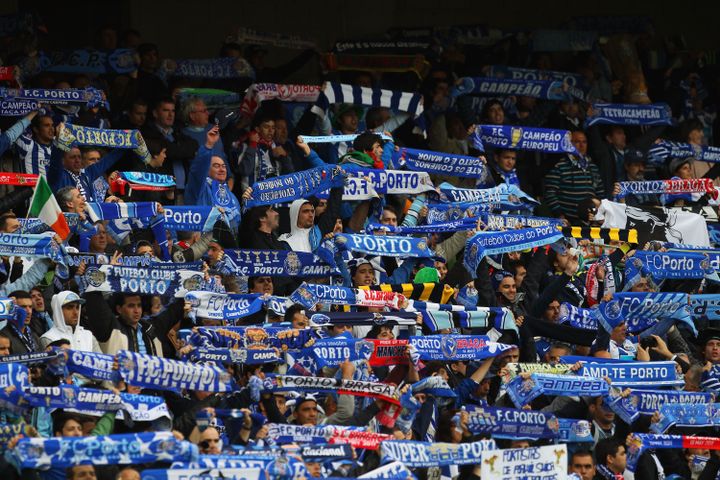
[
  {"x1": 186, "y1": 291, "x2": 264, "y2": 321},
  {"x1": 0, "y1": 363, "x2": 29, "y2": 413},
  {"x1": 0, "y1": 86, "x2": 105, "y2": 108},
  {"x1": 162, "y1": 205, "x2": 221, "y2": 232},
  {"x1": 652, "y1": 403, "x2": 720, "y2": 433},
  {"x1": 0, "y1": 233, "x2": 65, "y2": 264},
  {"x1": 648, "y1": 140, "x2": 720, "y2": 164},
  {"x1": 451, "y1": 76, "x2": 566, "y2": 100},
  {"x1": 506, "y1": 373, "x2": 609, "y2": 407},
  {"x1": 368, "y1": 218, "x2": 477, "y2": 235},
  {"x1": 50, "y1": 349, "x2": 120, "y2": 382},
  {"x1": 595, "y1": 292, "x2": 693, "y2": 334},
  {"x1": 335, "y1": 233, "x2": 437, "y2": 258},
  {"x1": 120, "y1": 171, "x2": 175, "y2": 187},
  {"x1": 246, "y1": 166, "x2": 345, "y2": 207},
  {"x1": 487, "y1": 65, "x2": 586, "y2": 88},
  {"x1": 61, "y1": 124, "x2": 144, "y2": 150},
  {"x1": 22, "y1": 385, "x2": 122, "y2": 411},
  {"x1": 439, "y1": 182, "x2": 538, "y2": 204},
  {"x1": 586, "y1": 103, "x2": 673, "y2": 127},
  {"x1": 558, "y1": 303, "x2": 597, "y2": 330},
  {"x1": 118, "y1": 350, "x2": 238, "y2": 392},
  {"x1": 78, "y1": 263, "x2": 207, "y2": 298},
  {"x1": 18, "y1": 49, "x2": 138, "y2": 77},
  {"x1": 464, "y1": 405, "x2": 560, "y2": 439},
  {"x1": 616, "y1": 389, "x2": 713, "y2": 416},
  {"x1": 689, "y1": 294, "x2": 720, "y2": 320},
  {"x1": 217, "y1": 250, "x2": 338, "y2": 277},
  {"x1": 626, "y1": 250, "x2": 713, "y2": 280},
  {"x1": 188, "y1": 347, "x2": 279, "y2": 365},
  {"x1": 12, "y1": 432, "x2": 195, "y2": 469},
  {"x1": 464, "y1": 224, "x2": 563, "y2": 275},
  {"x1": 167, "y1": 57, "x2": 255, "y2": 79},
  {"x1": 471, "y1": 125, "x2": 577, "y2": 154},
  {"x1": 578, "y1": 361, "x2": 683, "y2": 387},
  {"x1": 393, "y1": 147, "x2": 491, "y2": 180},
  {"x1": 345, "y1": 168, "x2": 436, "y2": 195},
  {"x1": 410, "y1": 335, "x2": 513, "y2": 361},
  {"x1": 380, "y1": 439, "x2": 497, "y2": 468}
]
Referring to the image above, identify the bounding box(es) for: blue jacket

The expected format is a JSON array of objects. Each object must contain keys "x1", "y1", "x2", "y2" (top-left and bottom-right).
[
  {"x1": 47, "y1": 147, "x2": 123, "y2": 202},
  {"x1": 185, "y1": 146, "x2": 241, "y2": 229}
]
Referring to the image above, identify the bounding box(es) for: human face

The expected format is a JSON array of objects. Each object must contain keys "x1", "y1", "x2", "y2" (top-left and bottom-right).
[
  {"x1": 545, "y1": 300, "x2": 561, "y2": 323},
  {"x1": 188, "y1": 100, "x2": 209, "y2": 127},
  {"x1": 292, "y1": 312, "x2": 309, "y2": 329},
  {"x1": 498, "y1": 276, "x2": 517, "y2": 302},
  {"x1": 331, "y1": 325, "x2": 351, "y2": 336},
  {"x1": 545, "y1": 347, "x2": 569, "y2": 364},
  {"x1": 498, "y1": 348, "x2": 519, "y2": 367},
  {"x1": 376, "y1": 326, "x2": 394, "y2": 340},
  {"x1": 209, "y1": 156, "x2": 227, "y2": 182},
  {"x1": 676, "y1": 162, "x2": 693, "y2": 180},
  {"x1": 89, "y1": 223, "x2": 108, "y2": 253},
  {"x1": 59, "y1": 418, "x2": 83, "y2": 437},
  {"x1": 251, "y1": 277, "x2": 273, "y2": 295},
  {"x1": 487, "y1": 103, "x2": 504, "y2": 124},
  {"x1": 117, "y1": 469, "x2": 141, "y2": 480},
  {"x1": 70, "y1": 465, "x2": 97, "y2": 480},
  {"x1": 297, "y1": 203, "x2": 315, "y2": 229},
  {"x1": 570, "y1": 453, "x2": 595, "y2": 480},
  {"x1": 33, "y1": 117, "x2": 55, "y2": 143},
  {"x1": 630, "y1": 277, "x2": 652, "y2": 292},
  {"x1": 352, "y1": 264, "x2": 375, "y2": 287},
  {"x1": 12, "y1": 297, "x2": 32, "y2": 326},
  {"x1": 140, "y1": 48, "x2": 159, "y2": 70},
  {"x1": 62, "y1": 303, "x2": 81, "y2": 327},
  {"x1": 2, "y1": 217, "x2": 19, "y2": 233},
  {"x1": 434, "y1": 261, "x2": 448, "y2": 281},
  {"x1": 624, "y1": 162, "x2": 645, "y2": 181},
  {"x1": 82, "y1": 150, "x2": 101, "y2": 168},
  {"x1": 590, "y1": 398, "x2": 615, "y2": 426},
  {"x1": 295, "y1": 400, "x2": 318, "y2": 425},
  {"x1": 258, "y1": 120, "x2": 275, "y2": 142},
  {"x1": 571, "y1": 131, "x2": 588, "y2": 156},
  {"x1": 63, "y1": 148, "x2": 83, "y2": 173},
  {"x1": 607, "y1": 446, "x2": 627, "y2": 473},
  {"x1": 274, "y1": 119, "x2": 289, "y2": 144},
  {"x1": 514, "y1": 266, "x2": 527, "y2": 288},
  {"x1": 136, "y1": 245, "x2": 154, "y2": 256},
  {"x1": 610, "y1": 322, "x2": 627, "y2": 344},
  {"x1": 128, "y1": 104, "x2": 147, "y2": 127},
  {"x1": 688, "y1": 128, "x2": 704, "y2": 145},
  {"x1": 198, "y1": 427, "x2": 222, "y2": 454},
  {"x1": 606, "y1": 128, "x2": 626, "y2": 150},
  {"x1": 495, "y1": 151, "x2": 517, "y2": 172},
  {"x1": 261, "y1": 207, "x2": 279, "y2": 231},
  {"x1": 305, "y1": 462, "x2": 321, "y2": 478},
  {"x1": 381, "y1": 209, "x2": 397, "y2": 227},
  {"x1": 0, "y1": 337, "x2": 10, "y2": 355},
  {"x1": 705, "y1": 339, "x2": 720, "y2": 363},
  {"x1": 370, "y1": 141, "x2": 383, "y2": 160},
  {"x1": 117, "y1": 295, "x2": 142, "y2": 326},
  {"x1": 68, "y1": 188, "x2": 86, "y2": 213},
  {"x1": 30, "y1": 290, "x2": 45, "y2": 312},
  {"x1": 154, "y1": 102, "x2": 175, "y2": 128},
  {"x1": 338, "y1": 111, "x2": 358, "y2": 133},
  {"x1": 207, "y1": 242, "x2": 223, "y2": 264},
  {"x1": 315, "y1": 200, "x2": 327, "y2": 216}
]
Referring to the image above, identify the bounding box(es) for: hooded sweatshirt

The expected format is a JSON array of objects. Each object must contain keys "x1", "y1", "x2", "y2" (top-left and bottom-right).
[
  {"x1": 278, "y1": 199, "x2": 321, "y2": 253},
  {"x1": 40, "y1": 291, "x2": 101, "y2": 352}
]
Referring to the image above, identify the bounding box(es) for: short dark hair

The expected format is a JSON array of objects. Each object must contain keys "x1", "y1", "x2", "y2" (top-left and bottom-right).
[
  {"x1": 8, "y1": 290, "x2": 30, "y2": 300},
  {"x1": 53, "y1": 412, "x2": 83, "y2": 436},
  {"x1": 248, "y1": 205, "x2": 274, "y2": 231},
  {"x1": 353, "y1": 131, "x2": 382, "y2": 153},
  {"x1": 153, "y1": 96, "x2": 175, "y2": 111},
  {"x1": 0, "y1": 212, "x2": 17, "y2": 231},
  {"x1": 572, "y1": 449, "x2": 594, "y2": 462},
  {"x1": 595, "y1": 438, "x2": 622, "y2": 466},
  {"x1": 283, "y1": 304, "x2": 306, "y2": 323},
  {"x1": 248, "y1": 276, "x2": 272, "y2": 290}
]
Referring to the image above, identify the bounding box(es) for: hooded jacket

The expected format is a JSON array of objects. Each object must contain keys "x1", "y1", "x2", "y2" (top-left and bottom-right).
[
  {"x1": 40, "y1": 291, "x2": 101, "y2": 352},
  {"x1": 278, "y1": 199, "x2": 321, "y2": 253}
]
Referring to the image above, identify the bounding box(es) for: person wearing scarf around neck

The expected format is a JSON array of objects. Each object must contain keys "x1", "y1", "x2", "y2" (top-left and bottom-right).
[
  {"x1": 185, "y1": 126, "x2": 242, "y2": 232},
  {"x1": 489, "y1": 149, "x2": 521, "y2": 188}
]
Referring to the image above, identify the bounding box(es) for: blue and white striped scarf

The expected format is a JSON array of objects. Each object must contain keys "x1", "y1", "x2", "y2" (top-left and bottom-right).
[{"x1": 311, "y1": 82, "x2": 423, "y2": 121}]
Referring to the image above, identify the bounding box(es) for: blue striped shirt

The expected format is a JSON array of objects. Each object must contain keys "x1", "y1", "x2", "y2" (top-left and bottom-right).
[{"x1": 15, "y1": 134, "x2": 52, "y2": 176}]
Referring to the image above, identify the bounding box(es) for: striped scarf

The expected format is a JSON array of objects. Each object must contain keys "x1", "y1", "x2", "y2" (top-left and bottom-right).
[
  {"x1": 311, "y1": 82, "x2": 423, "y2": 121},
  {"x1": 358, "y1": 282, "x2": 454, "y2": 303}
]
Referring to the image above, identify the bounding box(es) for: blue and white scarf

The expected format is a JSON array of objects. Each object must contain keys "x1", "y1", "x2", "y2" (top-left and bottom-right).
[
  {"x1": 262, "y1": 375, "x2": 398, "y2": 403},
  {"x1": 439, "y1": 182, "x2": 538, "y2": 204},
  {"x1": 393, "y1": 146, "x2": 491, "y2": 180},
  {"x1": 118, "y1": 350, "x2": 238, "y2": 392},
  {"x1": 120, "y1": 171, "x2": 175, "y2": 188},
  {"x1": 311, "y1": 82, "x2": 423, "y2": 121},
  {"x1": 595, "y1": 292, "x2": 694, "y2": 334},
  {"x1": 689, "y1": 294, "x2": 720, "y2": 320},
  {"x1": 559, "y1": 303, "x2": 598, "y2": 330},
  {"x1": 380, "y1": 439, "x2": 497, "y2": 468},
  {"x1": 367, "y1": 218, "x2": 477, "y2": 235},
  {"x1": 335, "y1": 233, "x2": 437, "y2": 259},
  {"x1": 0, "y1": 363, "x2": 29, "y2": 413},
  {"x1": 425, "y1": 201, "x2": 529, "y2": 223},
  {"x1": 11, "y1": 432, "x2": 195, "y2": 469},
  {"x1": 648, "y1": 140, "x2": 720, "y2": 164},
  {"x1": 557, "y1": 418, "x2": 594, "y2": 443},
  {"x1": 21, "y1": 384, "x2": 124, "y2": 411},
  {"x1": 0, "y1": 232, "x2": 65, "y2": 264},
  {"x1": 67, "y1": 392, "x2": 171, "y2": 423},
  {"x1": 464, "y1": 405, "x2": 560, "y2": 439},
  {"x1": 625, "y1": 250, "x2": 713, "y2": 280},
  {"x1": 487, "y1": 65, "x2": 585, "y2": 88},
  {"x1": 464, "y1": 224, "x2": 563, "y2": 276},
  {"x1": 266, "y1": 423, "x2": 367, "y2": 445},
  {"x1": 652, "y1": 403, "x2": 720, "y2": 433},
  {"x1": 471, "y1": 125, "x2": 578, "y2": 155},
  {"x1": 246, "y1": 165, "x2": 345, "y2": 207},
  {"x1": 217, "y1": 250, "x2": 338, "y2": 277},
  {"x1": 162, "y1": 205, "x2": 221, "y2": 232},
  {"x1": 78, "y1": 263, "x2": 206, "y2": 298},
  {"x1": 420, "y1": 308, "x2": 517, "y2": 333},
  {"x1": 309, "y1": 311, "x2": 419, "y2": 328},
  {"x1": 410, "y1": 335, "x2": 513, "y2": 361},
  {"x1": 586, "y1": 103, "x2": 673, "y2": 127},
  {"x1": 67, "y1": 253, "x2": 153, "y2": 268},
  {"x1": 579, "y1": 361, "x2": 683, "y2": 387},
  {"x1": 506, "y1": 373, "x2": 609, "y2": 407},
  {"x1": 18, "y1": 49, "x2": 137, "y2": 78},
  {"x1": 185, "y1": 291, "x2": 264, "y2": 321},
  {"x1": 0, "y1": 351, "x2": 60, "y2": 365},
  {"x1": 480, "y1": 213, "x2": 563, "y2": 230},
  {"x1": 0, "y1": 86, "x2": 105, "y2": 110},
  {"x1": 302, "y1": 133, "x2": 392, "y2": 144},
  {"x1": 58, "y1": 124, "x2": 145, "y2": 150},
  {"x1": 188, "y1": 347, "x2": 279, "y2": 365},
  {"x1": 165, "y1": 57, "x2": 254, "y2": 79},
  {"x1": 451, "y1": 76, "x2": 566, "y2": 100},
  {"x1": 18, "y1": 213, "x2": 86, "y2": 236},
  {"x1": 358, "y1": 461, "x2": 417, "y2": 480},
  {"x1": 86, "y1": 201, "x2": 168, "y2": 258},
  {"x1": 346, "y1": 168, "x2": 436, "y2": 195},
  {"x1": 291, "y1": 283, "x2": 405, "y2": 309},
  {"x1": 612, "y1": 388, "x2": 713, "y2": 418}
]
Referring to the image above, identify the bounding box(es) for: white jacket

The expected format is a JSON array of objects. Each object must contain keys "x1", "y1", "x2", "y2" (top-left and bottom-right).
[{"x1": 40, "y1": 291, "x2": 101, "y2": 352}]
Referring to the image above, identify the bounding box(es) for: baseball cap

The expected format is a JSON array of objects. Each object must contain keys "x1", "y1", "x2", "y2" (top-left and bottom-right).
[{"x1": 62, "y1": 292, "x2": 86, "y2": 306}]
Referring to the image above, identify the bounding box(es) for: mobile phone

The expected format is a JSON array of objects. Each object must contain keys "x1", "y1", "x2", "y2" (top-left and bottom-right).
[{"x1": 640, "y1": 336, "x2": 657, "y2": 350}]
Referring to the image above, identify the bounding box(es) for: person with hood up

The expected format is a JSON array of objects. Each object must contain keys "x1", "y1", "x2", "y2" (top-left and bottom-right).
[
  {"x1": 40, "y1": 291, "x2": 101, "y2": 352},
  {"x1": 278, "y1": 185, "x2": 342, "y2": 253}
]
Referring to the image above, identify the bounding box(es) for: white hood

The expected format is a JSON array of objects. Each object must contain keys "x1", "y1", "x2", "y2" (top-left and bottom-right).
[
  {"x1": 41, "y1": 291, "x2": 95, "y2": 352},
  {"x1": 278, "y1": 199, "x2": 313, "y2": 253}
]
